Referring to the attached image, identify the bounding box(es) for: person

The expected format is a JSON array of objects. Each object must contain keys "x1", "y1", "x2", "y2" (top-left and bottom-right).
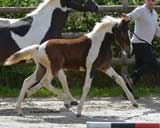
[{"x1": 122, "y1": 0, "x2": 160, "y2": 98}]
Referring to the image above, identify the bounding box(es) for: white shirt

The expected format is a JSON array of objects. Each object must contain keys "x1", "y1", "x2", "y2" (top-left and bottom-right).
[{"x1": 128, "y1": 4, "x2": 160, "y2": 44}]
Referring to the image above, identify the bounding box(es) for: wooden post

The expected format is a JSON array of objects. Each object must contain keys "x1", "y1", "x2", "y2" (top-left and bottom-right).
[{"x1": 122, "y1": 0, "x2": 129, "y2": 10}]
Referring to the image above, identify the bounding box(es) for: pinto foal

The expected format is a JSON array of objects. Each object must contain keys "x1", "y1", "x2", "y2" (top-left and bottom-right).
[{"x1": 5, "y1": 16, "x2": 138, "y2": 116}]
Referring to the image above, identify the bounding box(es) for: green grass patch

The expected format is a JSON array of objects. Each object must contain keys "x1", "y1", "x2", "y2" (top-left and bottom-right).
[
  {"x1": 0, "y1": 65, "x2": 160, "y2": 98},
  {"x1": 0, "y1": 83, "x2": 160, "y2": 98}
]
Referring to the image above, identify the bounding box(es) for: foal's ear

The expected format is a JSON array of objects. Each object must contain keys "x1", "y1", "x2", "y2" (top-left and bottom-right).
[{"x1": 112, "y1": 23, "x2": 118, "y2": 33}]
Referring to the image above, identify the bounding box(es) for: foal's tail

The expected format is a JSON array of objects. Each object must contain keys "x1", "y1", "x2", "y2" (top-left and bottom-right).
[{"x1": 4, "y1": 45, "x2": 39, "y2": 66}]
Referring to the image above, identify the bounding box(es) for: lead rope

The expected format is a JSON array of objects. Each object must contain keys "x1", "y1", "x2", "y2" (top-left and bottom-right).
[
  {"x1": 131, "y1": 32, "x2": 150, "y2": 44},
  {"x1": 129, "y1": 31, "x2": 150, "y2": 55}
]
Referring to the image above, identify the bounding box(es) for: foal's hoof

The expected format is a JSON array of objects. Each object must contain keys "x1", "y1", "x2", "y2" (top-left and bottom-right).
[
  {"x1": 133, "y1": 103, "x2": 139, "y2": 108},
  {"x1": 64, "y1": 104, "x2": 70, "y2": 109},
  {"x1": 15, "y1": 107, "x2": 24, "y2": 116},
  {"x1": 64, "y1": 101, "x2": 78, "y2": 108},
  {"x1": 18, "y1": 112, "x2": 24, "y2": 116},
  {"x1": 70, "y1": 101, "x2": 78, "y2": 106},
  {"x1": 76, "y1": 114, "x2": 81, "y2": 117},
  {"x1": 16, "y1": 110, "x2": 24, "y2": 116}
]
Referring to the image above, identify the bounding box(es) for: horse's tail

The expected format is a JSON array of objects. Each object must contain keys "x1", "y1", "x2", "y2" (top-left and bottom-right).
[{"x1": 4, "y1": 45, "x2": 39, "y2": 66}]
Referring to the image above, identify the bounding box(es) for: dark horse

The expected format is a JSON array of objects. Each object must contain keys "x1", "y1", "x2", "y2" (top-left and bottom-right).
[
  {"x1": 5, "y1": 16, "x2": 138, "y2": 116},
  {"x1": 0, "y1": 0, "x2": 98, "y2": 105}
]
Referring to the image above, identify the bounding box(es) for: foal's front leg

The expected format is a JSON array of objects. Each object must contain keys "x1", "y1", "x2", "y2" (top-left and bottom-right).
[
  {"x1": 77, "y1": 66, "x2": 94, "y2": 117},
  {"x1": 57, "y1": 69, "x2": 78, "y2": 107},
  {"x1": 102, "y1": 67, "x2": 138, "y2": 107}
]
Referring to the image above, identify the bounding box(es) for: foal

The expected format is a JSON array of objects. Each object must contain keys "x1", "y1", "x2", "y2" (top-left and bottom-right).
[{"x1": 5, "y1": 16, "x2": 138, "y2": 116}]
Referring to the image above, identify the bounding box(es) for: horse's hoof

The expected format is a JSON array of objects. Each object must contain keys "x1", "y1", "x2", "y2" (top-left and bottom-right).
[
  {"x1": 70, "y1": 101, "x2": 78, "y2": 106},
  {"x1": 17, "y1": 110, "x2": 24, "y2": 116},
  {"x1": 133, "y1": 103, "x2": 138, "y2": 108},
  {"x1": 76, "y1": 114, "x2": 81, "y2": 117},
  {"x1": 18, "y1": 112, "x2": 24, "y2": 116},
  {"x1": 15, "y1": 107, "x2": 24, "y2": 116},
  {"x1": 64, "y1": 104, "x2": 70, "y2": 109}
]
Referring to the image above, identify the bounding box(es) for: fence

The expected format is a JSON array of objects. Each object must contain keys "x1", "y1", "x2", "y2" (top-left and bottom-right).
[{"x1": 0, "y1": 0, "x2": 160, "y2": 77}]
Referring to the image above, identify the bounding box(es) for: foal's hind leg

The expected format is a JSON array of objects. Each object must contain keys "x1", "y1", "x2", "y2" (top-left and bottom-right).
[
  {"x1": 102, "y1": 67, "x2": 138, "y2": 107},
  {"x1": 26, "y1": 64, "x2": 46, "y2": 97},
  {"x1": 27, "y1": 66, "x2": 64, "y2": 99},
  {"x1": 28, "y1": 69, "x2": 77, "y2": 106},
  {"x1": 39, "y1": 68, "x2": 65, "y2": 99},
  {"x1": 16, "y1": 64, "x2": 39, "y2": 116}
]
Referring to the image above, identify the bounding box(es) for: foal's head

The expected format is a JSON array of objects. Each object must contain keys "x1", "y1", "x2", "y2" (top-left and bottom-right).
[
  {"x1": 113, "y1": 19, "x2": 131, "y2": 53},
  {"x1": 60, "y1": 0, "x2": 99, "y2": 12}
]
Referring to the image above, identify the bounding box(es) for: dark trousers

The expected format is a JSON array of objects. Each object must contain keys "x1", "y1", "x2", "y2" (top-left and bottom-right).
[{"x1": 130, "y1": 43, "x2": 159, "y2": 84}]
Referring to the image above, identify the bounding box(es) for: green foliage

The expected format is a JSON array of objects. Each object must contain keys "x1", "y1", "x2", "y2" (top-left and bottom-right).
[
  {"x1": 95, "y1": 0, "x2": 121, "y2": 5},
  {"x1": 0, "y1": 0, "x2": 41, "y2": 7}
]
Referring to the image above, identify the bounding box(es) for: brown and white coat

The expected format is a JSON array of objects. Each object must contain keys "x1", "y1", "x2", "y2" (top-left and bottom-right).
[{"x1": 5, "y1": 16, "x2": 138, "y2": 116}]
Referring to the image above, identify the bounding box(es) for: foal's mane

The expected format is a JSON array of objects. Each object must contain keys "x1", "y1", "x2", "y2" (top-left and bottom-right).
[
  {"x1": 27, "y1": 0, "x2": 57, "y2": 16},
  {"x1": 91, "y1": 16, "x2": 122, "y2": 33}
]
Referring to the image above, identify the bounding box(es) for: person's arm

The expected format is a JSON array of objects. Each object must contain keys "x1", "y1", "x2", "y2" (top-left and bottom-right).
[{"x1": 122, "y1": 7, "x2": 142, "y2": 21}]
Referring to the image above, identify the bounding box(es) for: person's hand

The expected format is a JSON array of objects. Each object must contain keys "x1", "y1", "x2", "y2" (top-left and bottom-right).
[{"x1": 121, "y1": 13, "x2": 130, "y2": 21}]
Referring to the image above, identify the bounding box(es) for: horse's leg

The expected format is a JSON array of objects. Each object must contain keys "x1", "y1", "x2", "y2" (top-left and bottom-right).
[
  {"x1": 40, "y1": 68, "x2": 64, "y2": 99},
  {"x1": 57, "y1": 69, "x2": 78, "y2": 107},
  {"x1": 77, "y1": 66, "x2": 94, "y2": 117},
  {"x1": 27, "y1": 70, "x2": 75, "y2": 101},
  {"x1": 16, "y1": 67, "x2": 64, "y2": 115},
  {"x1": 16, "y1": 64, "x2": 39, "y2": 116},
  {"x1": 26, "y1": 82, "x2": 42, "y2": 97},
  {"x1": 102, "y1": 67, "x2": 138, "y2": 107},
  {"x1": 27, "y1": 66, "x2": 71, "y2": 100},
  {"x1": 27, "y1": 66, "x2": 64, "y2": 99},
  {"x1": 26, "y1": 64, "x2": 46, "y2": 97}
]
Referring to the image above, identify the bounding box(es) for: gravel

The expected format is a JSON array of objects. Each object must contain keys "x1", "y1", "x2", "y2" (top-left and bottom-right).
[{"x1": 0, "y1": 96, "x2": 160, "y2": 128}]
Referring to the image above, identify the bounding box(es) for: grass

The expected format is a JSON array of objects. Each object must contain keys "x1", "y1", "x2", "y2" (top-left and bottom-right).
[
  {"x1": 0, "y1": 65, "x2": 160, "y2": 98},
  {"x1": 0, "y1": 83, "x2": 160, "y2": 98}
]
